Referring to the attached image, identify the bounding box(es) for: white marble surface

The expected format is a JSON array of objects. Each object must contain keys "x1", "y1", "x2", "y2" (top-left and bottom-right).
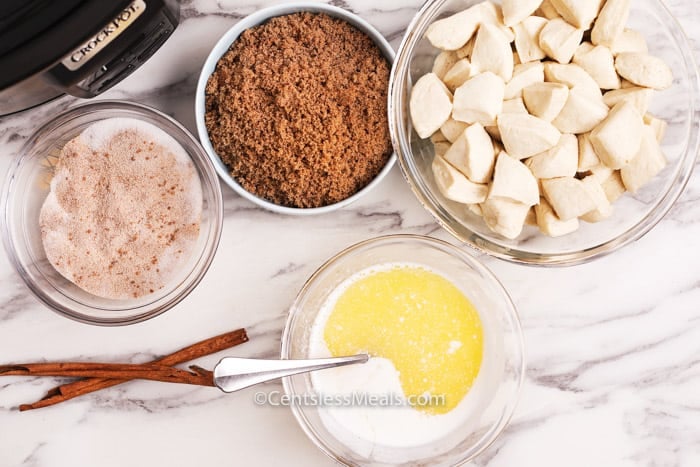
[{"x1": 1, "y1": 1, "x2": 699, "y2": 466}]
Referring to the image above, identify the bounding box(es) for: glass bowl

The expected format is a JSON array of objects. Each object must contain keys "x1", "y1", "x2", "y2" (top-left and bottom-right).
[
  {"x1": 282, "y1": 235, "x2": 524, "y2": 466},
  {"x1": 195, "y1": 2, "x2": 396, "y2": 215},
  {"x1": 1, "y1": 101, "x2": 224, "y2": 325},
  {"x1": 388, "y1": 0, "x2": 700, "y2": 266}
]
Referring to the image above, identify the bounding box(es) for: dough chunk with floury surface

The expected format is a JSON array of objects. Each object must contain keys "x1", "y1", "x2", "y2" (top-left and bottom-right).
[
  {"x1": 620, "y1": 126, "x2": 668, "y2": 193},
  {"x1": 523, "y1": 82, "x2": 569, "y2": 122},
  {"x1": 443, "y1": 59, "x2": 476, "y2": 91},
  {"x1": 432, "y1": 51, "x2": 459, "y2": 80},
  {"x1": 591, "y1": 0, "x2": 631, "y2": 47},
  {"x1": 541, "y1": 177, "x2": 596, "y2": 220},
  {"x1": 504, "y1": 62, "x2": 545, "y2": 100},
  {"x1": 539, "y1": 18, "x2": 584, "y2": 64},
  {"x1": 603, "y1": 87, "x2": 653, "y2": 115},
  {"x1": 590, "y1": 101, "x2": 644, "y2": 169},
  {"x1": 498, "y1": 113, "x2": 561, "y2": 159},
  {"x1": 611, "y1": 29, "x2": 648, "y2": 56},
  {"x1": 573, "y1": 42, "x2": 620, "y2": 90},
  {"x1": 481, "y1": 198, "x2": 531, "y2": 239},
  {"x1": 425, "y1": 4, "x2": 483, "y2": 51},
  {"x1": 433, "y1": 141, "x2": 450, "y2": 159},
  {"x1": 543, "y1": 63, "x2": 602, "y2": 98},
  {"x1": 580, "y1": 176, "x2": 613, "y2": 223},
  {"x1": 488, "y1": 151, "x2": 540, "y2": 206},
  {"x1": 471, "y1": 23, "x2": 514, "y2": 81},
  {"x1": 440, "y1": 119, "x2": 469, "y2": 143},
  {"x1": 443, "y1": 123, "x2": 495, "y2": 183},
  {"x1": 577, "y1": 133, "x2": 601, "y2": 171},
  {"x1": 480, "y1": 2, "x2": 516, "y2": 42},
  {"x1": 601, "y1": 171, "x2": 627, "y2": 202},
  {"x1": 502, "y1": 0, "x2": 543, "y2": 27},
  {"x1": 552, "y1": 86, "x2": 609, "y2": 134},
  {"x1": 535, "y1": 197, "x2": 580, "y2": 236},
  {"x1": 537, "y1": 0, "x2": 561, "y2": 19},
  {"x1": 513, "y1": 16, "x2": 548, "y2": 63},
  {"x1": 432, "y1": 156, "x2": 488, "y2": 204},
  {"x1": 485, "y1": 98, "x2": 528, "y2": 141},
  {"x1": 615, "y1": 52, "x2": 674, "y2": 90},
  {"x1": 453, "y1": 72, "x2": 505, "y2": 125},
  {"x1": 525, "y1": 133, "x2": 578, "y2": 179},
  {"x1": 644, "y1": 113, "x2": 668, "y2": 143},
  {"x1": 410, "y1": 73, "x2": 453, "y2": 139},
  {"x1": 550, "y1": 0, "x2": 603, "y2": 29}
]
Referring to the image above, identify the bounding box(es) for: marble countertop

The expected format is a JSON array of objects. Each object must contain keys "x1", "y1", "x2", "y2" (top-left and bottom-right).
[{"x1": 1, "y1": 1, "x2": 699, "y2": 466}]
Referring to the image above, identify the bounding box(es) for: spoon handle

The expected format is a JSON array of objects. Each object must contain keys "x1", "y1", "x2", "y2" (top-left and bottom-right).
[{"x1": 213, "y1": 354, "x2": 369, "y2": 393}]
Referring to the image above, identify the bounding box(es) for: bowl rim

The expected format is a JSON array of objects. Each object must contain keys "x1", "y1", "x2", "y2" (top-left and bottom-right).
[
  {"x1": 280, "y1": 233, "x2": 525, "y2": 466},
  {"x1": 0, "y1": 100, "x2": 224, "y2": 326},
  {"x1": 194, "y1": 2, "x2": 397, "y2": 216},
  {"x1": 388, "y1": 0, "x2": 700, "y2": 267}
]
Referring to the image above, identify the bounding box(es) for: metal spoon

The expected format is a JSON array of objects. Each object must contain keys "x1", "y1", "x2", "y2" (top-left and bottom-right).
[{"x1": 213, "y1": 354, "x2": 369, "y2": 393}]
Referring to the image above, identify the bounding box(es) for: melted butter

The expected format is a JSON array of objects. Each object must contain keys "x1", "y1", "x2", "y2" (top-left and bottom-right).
[{"x1": 323, "y1": 265, "x2": 483, "y2": 415}]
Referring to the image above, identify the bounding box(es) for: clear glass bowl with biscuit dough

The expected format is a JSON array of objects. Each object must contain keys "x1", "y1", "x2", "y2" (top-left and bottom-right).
[
  {"x1": 195, "y1": 2, "x2": 396, "y2": 215},
  {"x1": 282, "y1": 235, "x2": 524, "y2": 466},
  {"x1": 388, "y1": 0, "x2": 700, "y2": 266},
  {"x1": 1, "y1": 101, "x2": 223, "y2": 325}
]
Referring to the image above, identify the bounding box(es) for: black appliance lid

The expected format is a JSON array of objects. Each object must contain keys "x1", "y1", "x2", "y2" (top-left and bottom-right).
[{"x1": 0, "y1": 0, "x2": 133, "y2": 89}]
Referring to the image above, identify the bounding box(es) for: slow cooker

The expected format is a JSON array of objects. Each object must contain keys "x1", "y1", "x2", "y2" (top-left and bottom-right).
[{"x1": 0, "y1": 0, "x2": 180, "y2": 117}]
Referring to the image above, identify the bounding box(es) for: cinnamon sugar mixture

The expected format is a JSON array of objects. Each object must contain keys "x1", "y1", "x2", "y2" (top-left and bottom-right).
[
  {"x1": 39, "y1": 118, "x2": 202, "y2": 300},
  {"x1": 205, "y1": 12, "x2": 392, "y2": 208}
]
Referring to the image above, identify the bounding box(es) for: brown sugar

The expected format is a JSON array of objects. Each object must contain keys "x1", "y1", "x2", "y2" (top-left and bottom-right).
[
  {"x1": 205, "y1": 12, "x2": 393, "y2": 209},
  {"x1": 39, "y1": 118, "x2": 202, "y2": 300}
]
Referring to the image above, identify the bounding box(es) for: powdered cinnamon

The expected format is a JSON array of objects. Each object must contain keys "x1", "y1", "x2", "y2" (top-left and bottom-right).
[{"x1": 40, "y1": 118, "x2": 202, "y2": 299}]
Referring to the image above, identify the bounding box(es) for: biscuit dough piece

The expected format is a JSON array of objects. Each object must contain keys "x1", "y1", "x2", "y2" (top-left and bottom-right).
[
  {"x1": 620, "y1": 126, "x2": 667, "y2": 193},
  {"x1": 513, "y1": 16, "x2": 548, "y2": 63},
  {"x1": 523, "y1": 82, "x2": 569, "y2": 122},
  {"x1": 453, "y1": 72, "x2": 505, "y2": 125},
  {"x1": 525, "y1": 133, "x2": 578, "y2": 179},
  {"x1": 432, "y1": 156, "x2": 489, "y2": 204},
  {"x1": 611, "y1": 29, "x2": 648, "y2": 56},
  {"x1": 502, "y1": 0, "x2": 543, "y2": 27},
  {"x1": 615, "y1": 52, "x2": 674, "y2": 90},
  {"x1": 603, "y1": 87, "x2": 653, "y2": 115},
  {"x1": 573, "y1": 42, "x2": 621, "y2": 90},
  {"x1": 481, "y1": 198, "x2": 531, "y2": 239},
  {"x1": 489, "y1": 151, "x2": 540, "y2": 206},
  {"x1": 471, "y1": 23, "x2": 515, "y2": 81},
  {"x1": 432, "y1": 51, "x2": 460, "y2": 80},
  {"x1": 498, "y1": 113, "x2": 561, "y2": 159},
  {"x1": 552, "y1": 86, "x2": 609, "y2": 134},
  {"x1": 444, "y1": 123, "x2": 496, "y2": 183},
  {"x1": 549, "y1": 0, "x2": 603, "y2": 29},
  {"x1": 443, "y1": 59, "x2": 476, "y2": 91},
  {"x1": 440, "y1": 119, "x2": 470, "y2": 143},
  {"x1": 591, "y1": 0, "x2": 631, "y2": 47},
  {"x1": 544, "y1": 62, "x2": 602, "y2": 98},
  {"x1": 535, "y1": 197, "x2": 580, "y2": 236},
  {"x1": 580, "y1": 176, "x2": 614, "y2": 223},
  {"x1": 505, "y1": 62, "x2": 545, "y2": 100},
  {"x1": 539, "y1": 18, "x2": 584, "y2": 64},
  {"x1": 541, "y1": 177, "x2": 596, "y2": 220},
  {"x1": 425, "y1": 4, "x2": 483, "y2": 50},
  {"x1": 577, "y1": 133, "x2": 601, "y2": 171},
  {"x1": 410, "y1": 73, "x2": 453, "y2": 139},
  {"x1": 590, "y1": 101, "x2": 644, "y2": 169}
]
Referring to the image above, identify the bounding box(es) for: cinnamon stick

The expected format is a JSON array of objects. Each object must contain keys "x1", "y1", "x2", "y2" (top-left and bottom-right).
[
  {"x1": 16, "y1": 328, "x2": 248, "y2": 411},
  {"x1": 1, "y1": 362, "x2": 215, "y2": 385}
]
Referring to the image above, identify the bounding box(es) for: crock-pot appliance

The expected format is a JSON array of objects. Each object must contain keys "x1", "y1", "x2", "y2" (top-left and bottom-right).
[{"x1": 0, "y1": 0, "x2": 180, "y2": 117}]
